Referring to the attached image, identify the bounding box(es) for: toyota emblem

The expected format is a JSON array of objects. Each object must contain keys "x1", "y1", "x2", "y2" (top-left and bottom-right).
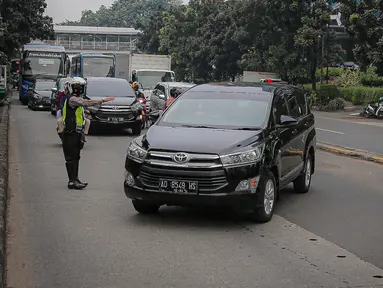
[
  {"x1": 113, "y1": 106, "x2": 118, "y2": 110},
  {"x1": 173, "y1": 152, "x2": 189, "y2": 163}
]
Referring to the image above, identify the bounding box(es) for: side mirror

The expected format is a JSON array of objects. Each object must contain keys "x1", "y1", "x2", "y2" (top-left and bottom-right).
[
  {"x1": 158, "y1": 94, "x2": 165, "y2": 99},
  {"x1": 51, "y1": 87, "x2": 57, "y2": 93},
  {"x1": 276, "y1": 115, "x2": 297, "y2": 128}
]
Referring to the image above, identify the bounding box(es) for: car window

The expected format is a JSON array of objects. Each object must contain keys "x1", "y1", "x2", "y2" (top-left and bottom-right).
[
  {"x1": 287, "y1": 95, "x2": 303, "y2": 118},
  {"x1": 294, "y1": 89, "x2": 307, "y2": 115},
  {"x1": 160, "y1": 98, "x2": 269, "y2": 129},
  {"x1": 86, "y1": 80, "x2": 135, "y2": 97},
  {"x1": 158, "y1": 85, "x2": 166, "y2": 95},
  {"x1": 272, "y1": 97, "x2": 289, "y2": 125}
]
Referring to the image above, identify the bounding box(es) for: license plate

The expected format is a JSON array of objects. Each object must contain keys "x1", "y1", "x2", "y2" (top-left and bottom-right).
[
  {"x1": 108, "y1": 117, "x2": 119, "y2": 123},
  {"x1": 159, "y1": 179, "x2": 198, "y2": 194}
]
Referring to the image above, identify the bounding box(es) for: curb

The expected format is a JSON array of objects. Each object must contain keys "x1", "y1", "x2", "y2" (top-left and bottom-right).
[
  {"x1": 317, "y1": 141, "x2": 383, "y2": 165},
  {"x1": 0, "y1": 103, "x2": 9, "y2": 287}
]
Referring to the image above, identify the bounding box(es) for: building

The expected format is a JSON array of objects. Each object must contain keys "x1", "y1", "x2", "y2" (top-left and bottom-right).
[{"x1": 44, "y1": 25, "x2": 141, "y2": 54}]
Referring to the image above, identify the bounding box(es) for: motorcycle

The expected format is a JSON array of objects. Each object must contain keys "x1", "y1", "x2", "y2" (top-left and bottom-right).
[
  {"x1": 148, "y1": 110, "x2": 162, "y2": 126},
  {"x1": 361, "y1": 97, "x2": 383, "y2": 118},
  {"x1": 136, "y1": 92, "x2": 149, "y2": 129}
]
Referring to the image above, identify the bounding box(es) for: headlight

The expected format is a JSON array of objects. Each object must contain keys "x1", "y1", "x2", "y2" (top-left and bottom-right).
[
  {"x1": 220, "y1": 144, "x2": 264, "y2": 167},
  {"x1": 127, "y1": 141, "x2": 147, "y2": 162}
]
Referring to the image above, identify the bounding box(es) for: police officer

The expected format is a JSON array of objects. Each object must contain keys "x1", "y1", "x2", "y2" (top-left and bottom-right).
[{"x1": 62, "y1": 77, "x2": 114, "y2": 189}]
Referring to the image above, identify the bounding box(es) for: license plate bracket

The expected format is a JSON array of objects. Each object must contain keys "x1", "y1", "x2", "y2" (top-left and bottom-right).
[{"x1": 159, "y1": 179, "x2": 198, "y2": 194}]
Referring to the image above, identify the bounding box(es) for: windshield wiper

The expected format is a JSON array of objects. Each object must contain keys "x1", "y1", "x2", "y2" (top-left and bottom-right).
[
  {"x1": 180, "y1": 124, "x2": 218, "y2": 129},
  {"x1": 232, "y1": 127, "x2": 261, "y2": 131}
]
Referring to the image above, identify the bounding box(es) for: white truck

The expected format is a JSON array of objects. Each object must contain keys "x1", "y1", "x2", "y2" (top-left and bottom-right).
[{"x1": 115, "y1": 53, "x2": 175, "y2": 99}]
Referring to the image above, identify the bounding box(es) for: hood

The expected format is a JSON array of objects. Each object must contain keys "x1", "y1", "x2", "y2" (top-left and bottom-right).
[
  {"x1": 34, "y1": 90, "x2": 52, "y2": 98},
  {"x1": 87, "y1": 96, "x2": 137, "y2": 106},
  {"x1": 141, "y1": 125, "x2": 263, "y2": 155}
]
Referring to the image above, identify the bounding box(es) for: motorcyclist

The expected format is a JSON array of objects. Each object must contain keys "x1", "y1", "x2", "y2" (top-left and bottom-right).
[
  {"x1": 61, "y1": 77, "x2": 114, "y2": 189},
  {"x1": 163, "y1": 87, "x2": 182, "y2": 110}
]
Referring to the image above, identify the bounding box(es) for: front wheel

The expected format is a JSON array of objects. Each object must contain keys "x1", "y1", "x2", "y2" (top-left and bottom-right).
[
  {"x1": 132, "y1": 200, "x2": 160, "y2": 214},
  {"x1": 132, "y1": 124, "x2": 142, "y2": 135},
  {"x1": 252, "y1": 171, "x2": 277, "y2": 223},
  {"x1": 293, "y1": 153, "x2": 313, "y2": 194}
]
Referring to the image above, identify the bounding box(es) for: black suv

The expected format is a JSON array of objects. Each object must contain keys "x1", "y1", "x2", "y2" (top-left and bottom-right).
[{"x1": 124, "y1": 83, "x2": 316, "y2": 222}]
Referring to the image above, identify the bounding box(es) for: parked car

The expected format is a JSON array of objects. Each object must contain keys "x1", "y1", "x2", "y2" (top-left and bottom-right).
[
  {"x1": 50, "y1": 77, "x2": 71, "y2": 115},
  {"x1": 28, "y1": 79, "x2": 56, "y2": 111},
  {"x1": 85, "y1": 77, "x2": 143, "y2": 135},
  {"x1": 149, "y1": 82, "x2": 196, "y2": 112},
  {"x1": 124, "y1": 82, "x2": 316, "y2": 223}
]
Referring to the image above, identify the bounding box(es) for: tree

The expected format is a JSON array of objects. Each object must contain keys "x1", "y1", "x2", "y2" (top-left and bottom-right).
[
  {"x1": 340, "y1": 0, "x2": 383, "y2": 73},
  {"x1": 0, "y1": 0, "x2": 55, "y2": 58}
]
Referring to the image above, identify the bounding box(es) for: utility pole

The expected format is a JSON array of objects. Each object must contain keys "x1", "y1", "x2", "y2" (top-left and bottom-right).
[{"x1": 320, "y1": 35, "x2": 324, "y2": 85}]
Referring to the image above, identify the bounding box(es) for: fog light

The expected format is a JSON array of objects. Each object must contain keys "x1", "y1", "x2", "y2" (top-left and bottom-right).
[
  {"x1": 235, "y1": 176, "x2": 260, "y2": 193},
  {"x1": 124, "y1": 171, "x2": 135, "y2": 187}
]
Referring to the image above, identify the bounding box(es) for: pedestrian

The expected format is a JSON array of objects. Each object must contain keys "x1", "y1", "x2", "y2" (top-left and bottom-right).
[{"x1": 61, "y1": 77, "x2": 114, "y2": 189}]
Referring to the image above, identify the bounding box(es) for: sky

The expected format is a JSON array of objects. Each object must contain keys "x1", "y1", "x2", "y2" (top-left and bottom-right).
[{"x1": 46, "y1": 0, "x2": 115, "y2": 24}]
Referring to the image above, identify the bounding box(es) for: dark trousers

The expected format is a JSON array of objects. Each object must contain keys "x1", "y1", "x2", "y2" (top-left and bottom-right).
[{"x1": 62, "y1": 132, "x2": 82, "y2": 182}]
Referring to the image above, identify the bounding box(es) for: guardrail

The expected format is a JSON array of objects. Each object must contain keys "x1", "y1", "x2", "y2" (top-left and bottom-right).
[{"x1": 44, "y1": 40, "x2": 138, "y2": 51}]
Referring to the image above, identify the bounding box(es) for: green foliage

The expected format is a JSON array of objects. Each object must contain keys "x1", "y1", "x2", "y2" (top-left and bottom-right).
[
  {"x1": 316, "y1": 84, "x2": 341, "y2": 105},
  {"x1": 0, "y1": 0, "x2": 54, "y2": 58},
  {"x1": 340, "y1": 1, "x2": 383, "y2": 74},
  {"x1": 322, "y1": 97, "x2": 345, "y2": 111},
  {"x1": 339, "y1": 86, "x2": 383, "y2": 105},
  {"x1": 315, "y1": 67, "x2": 345, "y2": 78},
  {"x1": 334, "y1": 69, "x2": 361, "y2": 87},
  {"x1": 360, "y1": 66, "x2": 383, "y2": 87}
]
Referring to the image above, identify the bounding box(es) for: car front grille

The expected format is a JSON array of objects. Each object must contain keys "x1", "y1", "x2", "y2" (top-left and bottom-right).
[
  {"x1": 138, "y1": 151, "x2": 228, "y2": 193},
  {"x1": 95, "y1": 105, "x2": 135, "y2": 121}
]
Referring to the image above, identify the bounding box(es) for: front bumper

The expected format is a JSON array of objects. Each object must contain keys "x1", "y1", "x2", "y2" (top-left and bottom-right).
[
  {"x1": 124, "y1": 156, "x2": 266, "y2": 209},
  {"x1": 33, "y1": 98, "x2": 51, "y2": 109}
]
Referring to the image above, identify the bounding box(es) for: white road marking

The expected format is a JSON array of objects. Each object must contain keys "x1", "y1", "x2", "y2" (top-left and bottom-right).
[
  {"x1": 316, "y1": 128, "x2": 345, "y2": 135},
  {"x1": 350, "y1": 112, "x2": 360, "y2": 116}
]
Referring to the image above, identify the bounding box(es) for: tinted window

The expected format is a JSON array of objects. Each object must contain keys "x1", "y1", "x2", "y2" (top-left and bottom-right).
[
  {"x1": 287, "y1": 95, "x2": 303, "y2": 118},
  {"x1": 86, "y1": 80, "x2": 134, "y2": 97},
  {"x1": 157, "y1": 85, "x2": 166, "y2": 94},
  {"x1": 272, "y1": 97, "x2": 289, "y2": 124},
  {"x1": 294, "y1": 89, "x2": 307, "y2": 115},
  {"x1": 160, "y1": 94, "x2": 270, "y2": 129}
]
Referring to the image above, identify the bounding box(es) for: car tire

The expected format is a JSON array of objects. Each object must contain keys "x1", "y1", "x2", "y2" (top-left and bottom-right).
[
  {"x1": 252, "y1": 171, "x2": 276, "y2": 223},
  {"x1": 51, "y1": 109, "x2": 56, "y2": 116},
  {"x1": 132, "y1": 125, "x2": 142, "y2": 135},
  {"x1": 293, "y1": 152, "x2": 313, "y2": 194},
  {"x1": 132, "y1": 200, "x2": 160, "y2": 214}
]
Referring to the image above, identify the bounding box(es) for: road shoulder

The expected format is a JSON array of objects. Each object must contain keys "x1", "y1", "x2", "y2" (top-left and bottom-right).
[{"x1": 0, "y1": 103, "x2": 9, "y2": 287}]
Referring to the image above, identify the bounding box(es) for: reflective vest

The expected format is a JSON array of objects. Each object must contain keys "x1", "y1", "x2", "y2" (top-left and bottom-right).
[{"x1": 62, "y1": 100, "x2": 85, "y2": 133}]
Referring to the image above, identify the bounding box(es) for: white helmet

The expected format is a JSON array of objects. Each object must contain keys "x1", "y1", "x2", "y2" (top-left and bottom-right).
[{"x1": 68, "y1": 77, "x2": 86, "y2": 95}]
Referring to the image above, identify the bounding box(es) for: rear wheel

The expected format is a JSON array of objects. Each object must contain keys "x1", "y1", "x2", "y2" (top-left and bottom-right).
[
  {"x1": 252, "y1": 171, "x2": 276, "y2": 223},
  {"x1": 132, "y1": 200, "x2": 160, "y2": 214},
  {"x1": 293, "y1": 152, "x2": 313, "y2": 194}
]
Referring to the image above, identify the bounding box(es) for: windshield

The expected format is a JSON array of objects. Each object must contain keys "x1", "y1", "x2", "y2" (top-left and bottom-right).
[
  {"x1": 35, "y1": 81, "x2": 55, "y2": 91},
  {"x1": 86, "y1": 80, "x2": 134, "y2": 97},
  {"x1": 24, "y1": 56, "x2": 63, "y2": 77},
  {"x1": 137, "y1": 71, "x2": 175, "y2": 89},
  {"x1": 160, "y1": 97, "x2": 269, "y2": 129},
  {"x1": 83, "y1": 57, "x2": 115, "y2": 77}
]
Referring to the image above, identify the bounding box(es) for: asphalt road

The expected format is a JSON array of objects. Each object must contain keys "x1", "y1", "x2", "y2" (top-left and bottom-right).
[
  {"x1": 6, "y1": 95, "x2": 383, "y2": 288},
  {"x1": 314, "y1": 111, "x2": 383, "y2": 155}
]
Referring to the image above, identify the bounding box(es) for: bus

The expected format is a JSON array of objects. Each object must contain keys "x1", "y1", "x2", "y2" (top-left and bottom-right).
[
  {"x1": 19, "y1": 43, "x2": 69, "y2": 105},
  {"x1": 70, "y1": 53, "x2": 115, "y2": 78}
]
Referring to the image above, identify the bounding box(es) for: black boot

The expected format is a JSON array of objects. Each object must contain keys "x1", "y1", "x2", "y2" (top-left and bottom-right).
[
  {"x1": 66, "y1": 162, "x2": 85, "y2": 190},
  {"x1": 74, "y1": 161, "x2": 87, "y2": 188}
]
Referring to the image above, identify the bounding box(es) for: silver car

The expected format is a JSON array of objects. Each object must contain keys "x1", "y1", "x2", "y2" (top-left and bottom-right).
[{"x1": 149, "y1": 82, "x2": 196, "y2": 111}]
